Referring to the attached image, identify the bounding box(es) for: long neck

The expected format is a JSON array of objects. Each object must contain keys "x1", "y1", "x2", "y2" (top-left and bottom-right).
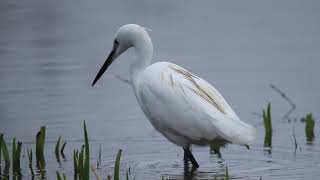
[{"x1": 130, "y1": 33, "x2": 153, "y2": 83}]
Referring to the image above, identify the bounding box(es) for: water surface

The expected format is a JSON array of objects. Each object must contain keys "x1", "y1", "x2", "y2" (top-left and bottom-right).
[{"x1": 0, "y1": 0, "x2": 320, "y2": 179}]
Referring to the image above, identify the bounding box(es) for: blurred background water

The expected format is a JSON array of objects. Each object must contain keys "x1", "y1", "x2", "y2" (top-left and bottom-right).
[{"x1": 0, "y1": 0, "x2": 320, "y2": 179}]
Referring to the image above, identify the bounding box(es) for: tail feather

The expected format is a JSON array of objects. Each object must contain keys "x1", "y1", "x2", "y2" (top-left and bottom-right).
[{"x1": 210, "y1": 115, "x2": 257, "y2": 145}]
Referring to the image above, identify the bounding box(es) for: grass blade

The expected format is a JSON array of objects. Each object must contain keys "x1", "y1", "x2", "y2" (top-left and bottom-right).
[
  {"x1": 12, "y1": 138, "x2": 17, "y2": 171},
  {"x1": 126, "y1": 168, "x2": 129, "y2": 180},
  {"x1": 1, "y1": 134, "x2": 10, "y2": 165},
  {"x1": 1, "y1": 134, "x2": 10, "y2": 177},
  {"x1": 36, "y1": 126, "x2": 46, "y2": 170},
  {"x1": 40, "y1": 126, "x2": 46, "y2": 152},
  {"x1": 60, "y1": 141, "x2": 67, "y2": 157},
  {"x1": 114, "y1": 149, "x2": 122, "y2": 180},
  {"x1": 16, "y1": 142, "x2": 22, "y2": 161},
  {"x1": 27, "y1": 148, "x2": 34, "y2": 177},
  {"x1": 107, "y1": 175, "x2": 112, "y2": 180},
  {"x1": 305, "y1": 113, "x2": 315, "y2": 143},
  {"x1": 263, "y1": 103, "x2": 272, "y2": 148},
  {"x1": 0, "y1": 133, "x2": 2, "y2": 163},
  {"x1": 55, "y1": 136, "x2": 61, "y2": 158},
  {"x1": 73, "y1": 149, "x2": 79, "y2": 176},
  {"x1": 36, "y1": 131, "x2": 41, "y2": 157},
  {"x1": 12, "y1": 140, "x2": 22, "y2": 175},
  {"x1": 56, "y1": 171, "x2": 62, "y2": 180},
  {"x1": 97, "y1": 144, "x2": 101, "y2": 168},
  {"x1": 55, "y1": 136, "x2": 61, "y2": 164},
  {"x1": 79, "y1": 145, "x2": 85, "y2": 178},
  {"x1": 56, "y1": 171, "x2": 67, "y2": 180},
  {"x1": 225, "y1": 165, "x2": 229, "y2": 180},
  {"x1": 84, "y1": 120, "x2": 90, "y2": 180}
]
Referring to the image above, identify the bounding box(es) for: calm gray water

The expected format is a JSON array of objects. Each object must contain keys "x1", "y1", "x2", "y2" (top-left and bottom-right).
[{"x1": 1, "y1": 0, "x2": 320, "y2": 179}]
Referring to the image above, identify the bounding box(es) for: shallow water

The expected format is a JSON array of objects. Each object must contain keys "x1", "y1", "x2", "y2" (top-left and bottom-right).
[{"x1": 1, "y1": 0, "x2": 320, "y2": 179}]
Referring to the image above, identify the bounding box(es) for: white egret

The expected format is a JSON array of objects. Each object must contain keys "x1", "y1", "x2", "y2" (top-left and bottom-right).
[{"x1": 92, "y1": 24, "x2": 256, "y2": 168}]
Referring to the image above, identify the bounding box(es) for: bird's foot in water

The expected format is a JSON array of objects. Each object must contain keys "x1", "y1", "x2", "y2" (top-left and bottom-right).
[{"x1": 183, "y1": 148, "x2": 199, "y2": 168}]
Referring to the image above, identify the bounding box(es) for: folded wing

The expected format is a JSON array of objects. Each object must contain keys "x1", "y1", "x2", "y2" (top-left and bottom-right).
[{"x1": 141, "y1": 62, "x2": 256, "y2": 146}]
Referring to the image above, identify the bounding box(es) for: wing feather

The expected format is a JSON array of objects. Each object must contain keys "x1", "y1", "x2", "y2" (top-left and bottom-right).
[
  {"x1": 140, "y1": 62, "x2": 256, "y2": 145},
  {"x1": 167, "y1": 64, "x2": 238, "y2": 118}
]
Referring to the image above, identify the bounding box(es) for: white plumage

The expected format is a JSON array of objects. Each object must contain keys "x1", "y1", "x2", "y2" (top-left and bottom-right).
[
  {"x1": 92, "y1": 24, "x2": 256, "y2": 167},
  {"x1": 137, "y1": 62, "x2": 256, "y2": 146}
]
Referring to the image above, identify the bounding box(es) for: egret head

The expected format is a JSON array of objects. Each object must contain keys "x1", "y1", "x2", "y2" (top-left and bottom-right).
[{"x1": 92, "y1": 24, "x2": 151, "y2": 86}]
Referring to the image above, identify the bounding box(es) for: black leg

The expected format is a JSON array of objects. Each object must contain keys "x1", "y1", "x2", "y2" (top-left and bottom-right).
[
  {"x1": 183, "y1": 148, "x2": 199, "y2": 168},
  {"x1": 183, "y1": 145, "x2": 190, "y2": 165},
  {"x1": 212, "y1": 148, "x2": 222, "y2": 158},
  {"x1": 184, "y1": 150, "x2": 188, "y2": 164}
]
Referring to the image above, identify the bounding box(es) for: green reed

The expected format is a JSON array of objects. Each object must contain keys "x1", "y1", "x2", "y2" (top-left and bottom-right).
[
  {"x1": 61, "y1": 141, "x2": 67, "y2": 157},
  {"x1": 114, "y1": 149, "x2": 122, "y2": 180},
  {"x1": 0, "y1": 134, "x2": 1, "y2": 164},
  {"x1": 27, "y1": 148, "x2": 34, "y2": 177},
  {"x1": 305, "y1": 113, "x2": 315, "y2": 144},
  {"x1": 55, "y1": 136, "x2": 61, "y2": 163},
  {"x1": 36, "y1": 126, "x2": 46, "y2": 170},
  {"x1": 225, "y1": 165, "x2": 229, "y2": 180},
  {"x1": 0, "y1": 122, "x2": 137, "y2": 180},
  {"x1": 73, "y1": 121, "x2": 90, "y2": 180},
  {"x1": 55, "y1": 136, "x2": 67, "y2": 162},
  {"x1": 0, "y1": 133, "x2": 10, "y2": 176},
  {"x1": 126, "y1": 168, "x2": 129, "y2": 180},
  {"x1": 12, "y1": 138, "x2": 22, "y2": 176},
  {"x1": 263, "y1": 103, "x2": 272, "y2": 148},
  {"x1": 84, "y1": 121, "x2": 90, "y2": 180},
  {"x1": 56, "y1": 171, "x2": 67, "y2": 180},
  {"x1": 97, "y1": 144, "x2": 102, "y2": 169}
]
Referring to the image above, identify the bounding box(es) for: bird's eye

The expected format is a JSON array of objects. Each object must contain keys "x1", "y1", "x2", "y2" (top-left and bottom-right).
[{"x1": 114, "y1": 39, "x2": 119, "y2": 45}]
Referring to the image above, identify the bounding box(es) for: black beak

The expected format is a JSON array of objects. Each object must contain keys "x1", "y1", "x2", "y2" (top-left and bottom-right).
[{"x1": 92, "y1": 42, "x2": 119, "y2": 87}]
